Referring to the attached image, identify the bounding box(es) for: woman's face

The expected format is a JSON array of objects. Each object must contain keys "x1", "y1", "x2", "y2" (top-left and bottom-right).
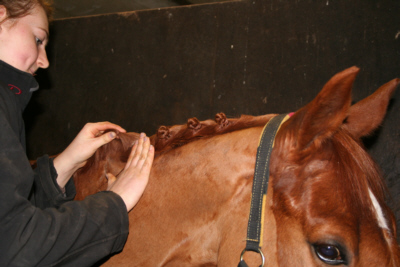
[{"x1": 0, "y1": 5, "x2": 49, "y2": 75}]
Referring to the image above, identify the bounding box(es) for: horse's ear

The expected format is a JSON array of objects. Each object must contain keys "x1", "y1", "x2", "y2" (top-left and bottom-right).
[
  {"x1": 342, "y1": 78, "x2": 399, "y2": 139},
  {"x1": 288, "y1": 66, "x2": 359, "y2": 151}
]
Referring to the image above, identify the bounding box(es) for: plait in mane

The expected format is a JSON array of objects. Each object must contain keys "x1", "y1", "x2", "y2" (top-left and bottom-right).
[{"x1": 153, "y1": 112, "x2": 277, "y2": 153}]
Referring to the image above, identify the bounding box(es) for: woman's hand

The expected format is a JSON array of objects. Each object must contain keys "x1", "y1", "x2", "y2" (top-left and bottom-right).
[
  {"x1": 107, "y1": 133, "x2": 154, "y2": 212},
  {"x1": 54, "y1": 122, "x2": 126, "y2": 189}
]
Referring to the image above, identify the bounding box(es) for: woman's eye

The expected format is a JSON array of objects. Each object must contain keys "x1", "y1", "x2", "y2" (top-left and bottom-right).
[
  {"x1": 36, "y1": 37, "x2": 43, "y2": 45},
  {"x1": 314, "y1": 244, "x2": 347, "y2": 265}
]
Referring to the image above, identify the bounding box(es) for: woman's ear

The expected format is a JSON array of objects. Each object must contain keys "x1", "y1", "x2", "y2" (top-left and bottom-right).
[{"x1": 0, "y1": 5, "x2": 8, "y2": 27}]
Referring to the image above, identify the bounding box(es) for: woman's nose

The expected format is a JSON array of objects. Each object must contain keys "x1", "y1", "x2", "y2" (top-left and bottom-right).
[{"x1": 37, "y1": 48, "x2": 49, "y2": 69}]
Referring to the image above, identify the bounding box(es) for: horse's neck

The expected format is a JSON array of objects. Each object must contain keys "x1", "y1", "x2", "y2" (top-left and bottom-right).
[{"x1": 104, "y1": 127, "x2": 265, "y2": 266}]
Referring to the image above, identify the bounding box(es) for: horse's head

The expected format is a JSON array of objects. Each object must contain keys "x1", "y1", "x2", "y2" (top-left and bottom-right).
[{"x1": 269, "y1": 67, "x2": 399, "y2": 266}]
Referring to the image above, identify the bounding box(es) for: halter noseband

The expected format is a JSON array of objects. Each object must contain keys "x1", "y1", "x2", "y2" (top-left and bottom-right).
[{"x1": 238, "y1": 113, "x2": 291, "y2": 267}]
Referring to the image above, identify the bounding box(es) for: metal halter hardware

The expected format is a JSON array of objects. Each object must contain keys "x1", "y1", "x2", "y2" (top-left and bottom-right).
[
  {"x1": 237, "y1": 113, "x2": 290, "y2": 267},
  {"x1": 240, "y1": 248, "x2": 265, "y2": 267}
]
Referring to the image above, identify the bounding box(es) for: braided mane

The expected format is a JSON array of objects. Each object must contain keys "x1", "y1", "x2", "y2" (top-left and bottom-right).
[
  {"x1": 73, "y1": 113, "x2": 276, "y2": 199},
  {"x1": 78, "y1": 113, "x2": 276, "y2": 175},
  {"x1": 149, "y1": 112, "x2": 276, "y2": 154}
]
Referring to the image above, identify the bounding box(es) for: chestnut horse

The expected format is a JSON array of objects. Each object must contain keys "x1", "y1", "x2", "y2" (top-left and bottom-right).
[{"x1": 74, "y1": 67, "x2": 400, "y2": 266}]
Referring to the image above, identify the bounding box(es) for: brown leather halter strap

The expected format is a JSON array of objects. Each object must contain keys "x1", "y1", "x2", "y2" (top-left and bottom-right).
[{"x1": 238, "y1": 113, "x2": 290, "y2": 267}]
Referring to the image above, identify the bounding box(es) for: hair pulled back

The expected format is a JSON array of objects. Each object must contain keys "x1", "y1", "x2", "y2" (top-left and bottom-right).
[{"x1": 0, "y1": 0, "x2": 53, "y2": 21}]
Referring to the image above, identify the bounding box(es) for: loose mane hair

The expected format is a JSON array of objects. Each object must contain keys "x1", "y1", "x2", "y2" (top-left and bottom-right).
[
  {"x1": 333, "y1": 129, "x2": 387, "y2": 213},
  {"x1": 332, "y1": 129, "x2": 396, "y2": 236}
]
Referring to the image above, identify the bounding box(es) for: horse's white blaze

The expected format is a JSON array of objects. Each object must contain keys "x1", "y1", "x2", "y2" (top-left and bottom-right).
[{"x1": 368, "y1": 188, "x2": 389, "y2": 231}]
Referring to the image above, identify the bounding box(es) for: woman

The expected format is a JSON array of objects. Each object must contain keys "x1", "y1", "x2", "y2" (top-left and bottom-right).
[{"x1": 0, "y1": 0, "x2": 154, "y2": 266}]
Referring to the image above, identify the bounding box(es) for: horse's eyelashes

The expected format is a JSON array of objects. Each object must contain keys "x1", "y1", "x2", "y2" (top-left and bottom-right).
[{"x1": 313, "y1": 243, "x2": 347, "y2": 265}]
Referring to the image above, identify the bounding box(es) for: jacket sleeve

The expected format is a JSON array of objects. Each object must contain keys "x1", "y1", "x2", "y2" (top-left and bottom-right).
[
  {"x1": 30, "y1": 155, "x2": 76, "y2": 209},
  {"x1": 0, "y1": 107, "x2": 129, "y2": 267},
  {"x1": 1, "y1": 190, "x2": 129, "y2": 267}
]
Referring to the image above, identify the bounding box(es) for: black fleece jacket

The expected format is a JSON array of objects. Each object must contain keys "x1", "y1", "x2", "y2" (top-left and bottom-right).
[{"x1": 0, "y1": 61, "x2": 129, "y2": 267}]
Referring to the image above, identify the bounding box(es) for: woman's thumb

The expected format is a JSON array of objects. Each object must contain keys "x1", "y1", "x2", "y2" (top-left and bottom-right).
[
  {"x1": 97, "y1": 131, "x2": 117, "y2": 147},
  {"x1": 106, "y1": 173, "x2": 117, "y2": 190}
]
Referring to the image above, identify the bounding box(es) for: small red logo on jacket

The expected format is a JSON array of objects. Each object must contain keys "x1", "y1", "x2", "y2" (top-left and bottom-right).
[{"x1": 8, "y1": 84, "x2": 21, "y2": 95}]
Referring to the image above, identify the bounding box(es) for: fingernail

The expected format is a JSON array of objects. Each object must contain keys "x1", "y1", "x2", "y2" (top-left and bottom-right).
[
  {"x1": 109, "y1": 132, "x2": 116, "y2": 139},
  {"x1": 140, "y1": 132, "x2": 145, "y2": 138}
]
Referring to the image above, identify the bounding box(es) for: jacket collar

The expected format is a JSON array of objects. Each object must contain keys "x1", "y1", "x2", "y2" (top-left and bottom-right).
[{"x1": 0, "y1": 60, "x2": 39, "y2": 111}]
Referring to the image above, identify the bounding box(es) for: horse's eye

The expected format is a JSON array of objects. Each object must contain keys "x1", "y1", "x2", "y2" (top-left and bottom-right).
[{"x1": 313, "y1": 244, "x2": 347, "y2": 265}]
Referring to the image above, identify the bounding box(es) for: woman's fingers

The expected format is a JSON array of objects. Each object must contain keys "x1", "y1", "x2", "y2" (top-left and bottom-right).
[
  {"x1": 134, "y1": 135, "x2": 151, "y2": 169},
  {"x1": 83, "y1": 122, "x2": 126, "y2": 149},
  {"x1": 125, "y1": 133, "x2": 149, "y2": 169},
  {"x1": 131, "y1": 133, "x2": 145, "y2": 167},
  {"x1": 140, "y1": 144, "x2": 154, "y2": 174},
  {"x1": 88, "y1": 122, "x2": 126, "y2": 136},
  {"x1": 108, "y1": 133, "x2": 154, "y2": 212},
  {"x1": 106, "y1": 173, "x2": 117, "y2": 190},
  {"x1": 92, "y1": 129, "x2": 119, "y2": 149},
  {"x1": 124, "y1": 139, "x2": 139, "y2": 169}
]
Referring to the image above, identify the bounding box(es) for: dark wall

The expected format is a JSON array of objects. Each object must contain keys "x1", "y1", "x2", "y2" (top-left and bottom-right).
[
  {"x1": 52, "y1": 0, "x2": 232, "y2": 19},
  {"x1": 25, "y1": 0, "x2": 400, "y2": 238}
]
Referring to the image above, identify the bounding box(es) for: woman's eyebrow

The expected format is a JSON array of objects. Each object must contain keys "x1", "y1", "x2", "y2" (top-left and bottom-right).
[{"x1": 38, "y1": 27, "x2": 49, "y2": 38}]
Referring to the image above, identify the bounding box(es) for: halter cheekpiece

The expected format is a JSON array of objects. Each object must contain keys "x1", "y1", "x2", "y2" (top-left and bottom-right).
[{"x1": 238, "y1": 113, "x2": 290, "y2": 267}]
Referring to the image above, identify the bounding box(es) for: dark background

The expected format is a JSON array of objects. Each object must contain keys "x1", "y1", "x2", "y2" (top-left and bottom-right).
[
  {"x1": 51, "y1": 0, "x2": 230, "y2": 19},
  {"x1": 25, "y1": 0, "x2": 399, "y2": 240}
]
